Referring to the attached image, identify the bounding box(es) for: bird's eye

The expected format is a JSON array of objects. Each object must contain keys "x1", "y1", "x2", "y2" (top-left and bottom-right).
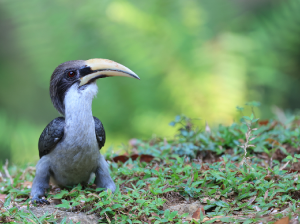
[{"x1": 67, "y1": 71, "x2": 75, "y2": 78}]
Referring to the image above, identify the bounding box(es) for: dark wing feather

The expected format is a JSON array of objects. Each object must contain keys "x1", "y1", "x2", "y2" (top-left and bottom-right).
[
  {"x1": 93, "y1": 116, "x2": 106, "y2": 149},
  {"x1": 38, "y1": 117, "x2": 65, "y2": 158}
]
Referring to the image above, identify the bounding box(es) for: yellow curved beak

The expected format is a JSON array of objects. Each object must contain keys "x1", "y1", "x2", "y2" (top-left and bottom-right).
[{"x1": 79, "y1": 58, "x2": 140, "y2": 86}]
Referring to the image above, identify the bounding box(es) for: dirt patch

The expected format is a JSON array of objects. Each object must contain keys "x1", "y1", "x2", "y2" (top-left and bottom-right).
[
  {"x1": 24, "y1": 202, "x2": 99, "y2": 224},
  {"x1": 165, "y1": 201, "x2": 202, "y2": 221},
  {"x1": 163, "y1": 191, "x2": 186, "y2": 204}
]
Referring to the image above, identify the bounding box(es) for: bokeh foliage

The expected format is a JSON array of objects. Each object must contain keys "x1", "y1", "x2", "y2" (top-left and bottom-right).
[{"x1": 0, "y1": 0, "x2": 300, "y2": 164}]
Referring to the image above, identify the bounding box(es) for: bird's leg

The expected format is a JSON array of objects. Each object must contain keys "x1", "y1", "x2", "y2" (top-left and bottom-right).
[
  {"x1": 94, "y1": 154, "x2": 116, "y2": 192},
  {"x1": 31, "y1": 157, "x2": 51, "y2": 204}
]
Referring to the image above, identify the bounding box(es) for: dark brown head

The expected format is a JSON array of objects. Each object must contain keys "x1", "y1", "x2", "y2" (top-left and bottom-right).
[{"x1": 50, "y1": 58, "x2": 140, "y2": 115}]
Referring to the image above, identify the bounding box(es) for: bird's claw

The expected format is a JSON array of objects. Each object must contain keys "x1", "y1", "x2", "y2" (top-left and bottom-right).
[{"x1": 31, "y1": 197, "x2": 50, "y2": 205}]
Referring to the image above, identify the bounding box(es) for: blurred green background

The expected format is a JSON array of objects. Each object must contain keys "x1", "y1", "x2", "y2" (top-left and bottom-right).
[{"x1": 1, "y1": 0, "x2": 300, "y2": 165}]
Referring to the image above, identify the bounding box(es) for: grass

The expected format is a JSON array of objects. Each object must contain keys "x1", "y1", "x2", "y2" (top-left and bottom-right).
[{"x1": 1, "y1": 105, "x2": 300, "y2": 223}]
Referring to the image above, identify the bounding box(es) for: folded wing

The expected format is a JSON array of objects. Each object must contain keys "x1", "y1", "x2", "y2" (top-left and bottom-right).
[
  {"x1": 93, "y1": 116, "x2": 106, "y2": 149},
  {"x1": 38, "y1": 117, "x2": 65, "y2": 158}
]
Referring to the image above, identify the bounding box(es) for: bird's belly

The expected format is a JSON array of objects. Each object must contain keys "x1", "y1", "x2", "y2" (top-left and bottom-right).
[{"x1": 49, "y1": 143, "x2": 100, "y2": 187}]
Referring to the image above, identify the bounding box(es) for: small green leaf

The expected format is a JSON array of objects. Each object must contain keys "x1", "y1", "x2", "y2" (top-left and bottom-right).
[
  {"x1": 53, "y1": 190, "x2": 69, "y2": 199},
  {"x1": 163, "y1": 188, "x2": 174, "y2": 193},
  {"x1": 175, "y1": 115, "x2": 181, "y2": 122},
  {"x1": 169, "y1": 121, "x2": 176, "y2": 126},
  {"x1": 236, "y1": 106, "x2": 244, "y2": 112},
  {"x1": 250, "y1": 114, "x2": 254, "y2": 120},
  {"x1": 55, "y1": 200, "x2": 70, "y2": 209},
  {"x1": 164, "y1": 209, "x2": 170, "y2": 218},
  {"x1": 215, "y1": 201, "x2": 229, "y2": 208},
  {"x1": 4, "y1": 194, "x2": 11, "y2": 207},
  {"x1": 243, "y1": 116, "x2": 251, "y2": 121},
  {"x1": 112, "y1": 204, "x2": 123, "y2": 209},
  {"x1": 245, "y1": 101, "x2": 261, "y2": 107},
  {"x1": 169, "y1": 211, "x2": 178, "y2": 219}
]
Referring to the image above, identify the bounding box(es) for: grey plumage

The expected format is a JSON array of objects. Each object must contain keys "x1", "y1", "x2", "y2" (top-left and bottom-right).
[
  {"x1": 31, "y1": 81, "x2": 116, "y2": 203},
  {"x1": 31, "y1": 58, "x2": 139, "y2": 204},
  {"x1": 38, "y1": 116, "x2": 105, "y2": 158}
]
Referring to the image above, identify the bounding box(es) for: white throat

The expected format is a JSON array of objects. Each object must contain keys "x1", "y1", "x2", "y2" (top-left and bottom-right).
[{"x1": 64, "y1": 83, "x2": 98, "y2": 139}]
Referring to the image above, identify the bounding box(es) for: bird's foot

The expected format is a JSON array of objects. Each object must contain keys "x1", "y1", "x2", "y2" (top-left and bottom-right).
[{"x1": 31, "y1": 197, "x2": 50, "y2": 205}]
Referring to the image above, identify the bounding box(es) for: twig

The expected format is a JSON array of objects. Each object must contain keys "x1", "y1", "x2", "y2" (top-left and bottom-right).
[
  {"x1": 105, "y1": 212, "x2": 111, "y2": 224},
  {"x1": 3, "y1": 159, "x2": 13, "y2": 185},
  {"x1": 279, "y1": 160, "x2": 290, "y2": 171},
  {"x1": 20, "y1": 166, "x2": 36, "y2": 180},
  {"x1": 205, "y1": 121, "x2": 211, "y2": 133},
  {"x1": 239, "y1": 121, "x2": 256, "y2": 166},
  {"x1": 269, "y1": 141, "x2": 277, "y2": 167}
]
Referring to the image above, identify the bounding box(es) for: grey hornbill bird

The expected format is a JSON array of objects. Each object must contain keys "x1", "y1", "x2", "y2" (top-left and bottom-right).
[{"x1": 31, "y1": 59, "x2": 139, "y2": 204}]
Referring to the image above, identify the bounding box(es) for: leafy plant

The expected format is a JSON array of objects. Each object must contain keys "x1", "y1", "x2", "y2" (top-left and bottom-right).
[{"x1": 1, "y1": 109, "x2": 300, "y2": 222}]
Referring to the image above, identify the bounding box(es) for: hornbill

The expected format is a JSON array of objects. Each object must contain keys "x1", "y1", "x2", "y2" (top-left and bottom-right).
[{"x1": 31, "y1": 59, "x2": 139, "y2": 204}]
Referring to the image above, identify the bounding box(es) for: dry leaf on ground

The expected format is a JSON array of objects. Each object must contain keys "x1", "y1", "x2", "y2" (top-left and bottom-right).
[{"x1": 273, "y1": 216, "x2": 289, "y2": 224}]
